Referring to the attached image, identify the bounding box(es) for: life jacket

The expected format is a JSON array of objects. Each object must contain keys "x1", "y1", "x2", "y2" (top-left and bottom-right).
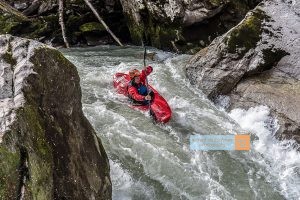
[{"x1": 127, "y1": 80, "x2": 149, "y2": 105}]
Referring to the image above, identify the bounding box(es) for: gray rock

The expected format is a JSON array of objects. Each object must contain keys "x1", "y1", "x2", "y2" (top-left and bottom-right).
[
  {"x1": 0, "y1": 35, "x2": 111, "y2": 199},
  {"x1": 186, "y1": 0, "x2": 300, "y2": 144},
  {"x1": 13, "y1": 2, "x2": 28, "y2": 10},
  {"x1": 119, "y1": 0, "x2": 259, "y2": 51}
]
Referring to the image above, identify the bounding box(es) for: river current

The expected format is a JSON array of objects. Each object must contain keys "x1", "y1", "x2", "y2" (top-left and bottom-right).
[{"x1": 62, "y1": 46, "x2": 300, "y2": 200}]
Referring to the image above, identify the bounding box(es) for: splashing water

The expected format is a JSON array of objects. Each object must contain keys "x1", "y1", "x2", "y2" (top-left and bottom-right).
[{"x1": 61, "y1": 46, "x2": 300, "y2": 200}]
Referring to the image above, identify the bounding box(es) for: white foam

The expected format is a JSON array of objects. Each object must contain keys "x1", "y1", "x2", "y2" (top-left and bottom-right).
[
  {"x1": 229, "y1": 105, "x2": 300, "y2": 199},
  {"x1": 110, "y1": 160, "x2": 156, "y2": 200},
  {"x1": 62, "y1": 46, "x2": 300, "y2": 199}
]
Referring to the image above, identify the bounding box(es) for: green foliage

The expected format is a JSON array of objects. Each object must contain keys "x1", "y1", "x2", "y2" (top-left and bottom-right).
[
  {"x1": 2, "y1": 52, "x2": 17, "y2": 67},
  {"x1": 0, "y1": 145, "x2": 19, "y2": 199}
]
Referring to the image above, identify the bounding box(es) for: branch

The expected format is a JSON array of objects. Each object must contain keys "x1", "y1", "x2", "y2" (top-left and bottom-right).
[
  {"x1": 82, "y1": 0, "x2": 123, "y2": 46},
  {"x1": 58, "y1": 0, "x2": 70, "y2": 48}
]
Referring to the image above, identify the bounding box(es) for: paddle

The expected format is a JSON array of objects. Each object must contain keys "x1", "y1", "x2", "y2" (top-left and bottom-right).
[{"x1": 141, "y1": 41, "x2": 153, "y2": 114}]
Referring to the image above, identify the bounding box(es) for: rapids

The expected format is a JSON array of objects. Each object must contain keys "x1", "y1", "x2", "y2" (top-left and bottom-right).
[{"x1": 62, "y1": 46, "x2": 300, "y2": 200}]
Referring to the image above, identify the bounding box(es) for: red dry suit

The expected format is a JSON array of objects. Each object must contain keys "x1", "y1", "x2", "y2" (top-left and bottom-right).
[{"x1": 127, "y1": 66, "x2": 153, "y2": 101}]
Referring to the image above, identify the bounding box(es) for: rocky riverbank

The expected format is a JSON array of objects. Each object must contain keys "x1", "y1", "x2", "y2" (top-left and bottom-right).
[
  {"x1": 120, "y1": 0, "x2": 261, "y2": 53},
  {"x1": 186, "y1": 0, "x2": 300, "y2": 144},
  {"x1": 0, "y1": 35, "x2": 111, "y2": 199},
  {"x1": 0, "y1": 0, "x2": 129, "y2": 47},
  {"x1": 0, "y1": 0, "x2": 261, "y2": 53}
]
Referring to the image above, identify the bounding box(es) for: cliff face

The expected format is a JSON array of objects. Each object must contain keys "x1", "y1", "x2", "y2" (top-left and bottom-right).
[
  {"x1": 0, "y1": 35, "x2": 111, "y2": 199},
  {"x1": 0, "y1": 0, "x2": 261, "y2": 53},
  {"x1": 186, "y1": 0, "x2": 300, "y2": 144},
  {"x1": 119, "y1": 0, "x2": 261, "y2": 53}
]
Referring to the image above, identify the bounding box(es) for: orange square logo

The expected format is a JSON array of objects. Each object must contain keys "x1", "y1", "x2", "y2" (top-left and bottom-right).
[{"x1": 235, "y1": 135, "x2": 250, "y2": 150}]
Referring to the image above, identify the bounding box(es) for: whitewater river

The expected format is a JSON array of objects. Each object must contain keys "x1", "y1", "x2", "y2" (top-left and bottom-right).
[{"x1": 61, "y1": 46, "x2": 300, "y2": 200}]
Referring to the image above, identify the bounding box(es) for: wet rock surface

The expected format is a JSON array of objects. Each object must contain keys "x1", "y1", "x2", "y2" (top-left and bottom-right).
[
  {"x1": 0, "y1": 35, "x2": 111, "y2": 199},
  {"x1": 120, "y1": 0, "x2": 261, "y2": 52},
  {"x1": 186, "y1": 0, "x2": 300, "y2": 144},
  {"x1": 0, "y1": 0, "x2": 260, "y2": 52}
]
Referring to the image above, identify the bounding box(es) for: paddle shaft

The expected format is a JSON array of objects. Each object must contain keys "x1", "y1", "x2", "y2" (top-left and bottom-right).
[
  {"x1": 142, "y1": 41, "x2": 149, "y2": 95},
  {"x1": 141, "y1": 41, "x2": 151, "y2": 108}
]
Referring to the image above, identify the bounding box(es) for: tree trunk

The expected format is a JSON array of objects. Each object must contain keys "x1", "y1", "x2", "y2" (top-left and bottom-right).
[
  {"x1": 82, "y1": 0, "x2": 123, "y2": 46},
  {"x1": 58, "y1": 0, "x2": 70, "y2": 48}
]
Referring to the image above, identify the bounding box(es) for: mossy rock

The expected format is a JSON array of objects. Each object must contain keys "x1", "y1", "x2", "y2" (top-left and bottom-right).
[
  {"x1": 0, "y1": 1, "x2": 29, "y2": 34},
  {"x1": 149, "y1": 25, "x2": 181, "y2": 49},
  {"x1": 16, "y1": 105, "x2": 53, "y2": 200},
  {"x1": 0, "y1": 35, "x2": 111, "y2": 199},
  {"x1": 79, "y1": 22, "x2": 105, "y2": 33},
  {"x1": 0, "y1": 1, "x2": 28, "y2": 21},
  {"x1": 0, "y1": 3, "x2": 58, "y2": 41},
  {"x1": 0, "y1": 12, "x2": 25, "y2": 34},
  {"x1": 128, "y1": 23, "x2": 144, "y2": 45},
  {"x1": 2, "y1": 52, "x2": 17, "y2": 66},
  {"x1": 225, "y1": 9, "x2": 266, "y2": 55},
  {"x1": 0, "y1": 145, "x2": 20, "y2": 199}
]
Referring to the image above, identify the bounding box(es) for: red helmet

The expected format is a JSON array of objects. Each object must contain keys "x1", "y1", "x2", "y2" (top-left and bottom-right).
[{"x1": 129, "y1": 69, "x2": 140, "y2": 79}]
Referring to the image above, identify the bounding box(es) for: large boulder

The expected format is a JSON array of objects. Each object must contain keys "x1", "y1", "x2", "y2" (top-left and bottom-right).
[
  {"x1": 186, "y1": 0, "x2": 300, "y2": 143},
  {"x1": 120, "y1": 0, "x2": 261, "y2": 52},
  {"x1": 0, "y1": 35, "x2": 111, "y2": 199}
]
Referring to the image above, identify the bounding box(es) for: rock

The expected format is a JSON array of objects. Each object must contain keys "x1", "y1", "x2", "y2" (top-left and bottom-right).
[
  {"x1": 0, "y1": 35, "x2": 111, "y2": 199},
  {"x1": 2, "y1": 0, "x2": 261, "y2": 51},
  {"x1": 199, "y1": 40, "x2": 205, "y2": 46},
  {"x1": 22, "y1": 0, "x2": 41, "y2": 16},
  {"x1": 186, "y1": 8, "x2": 283, "y2": 99},
  {"x1": 38, "y1": 0, "x2": 57, "y2": 15},
  {"x1": 119, "y1": 0, "x2": 261, "y2": 52},
  {"x1": 80, "y1": 22, "x2": 106, "y2": 33},
  {"x1": 0, "y1": 1, "x2": 29, "y2": 34},
  {"x1": 186, "y1": 0, "x2": 300, "y2": 144},
  {"x1": 228, "y1": 74, "x2": 300, "y2": 144},
  {"x1": 78, "y1": 22, "x2": 115, "y2": 46},
  {"x1": 135, "y1": 52, "x2": 156, "y2": 60},
  {"x1": 13, "y1": 0, "x2": 127, "y2": 46},
  {"x1": 0, "y1": 1, "x2": 63, "y2": 44},
  {"x1": 21, "y1": 0, "x2": 57, "y2": 16},
  {"x1": 13, "y1": 2, "x2": 28, "y2": 11}
]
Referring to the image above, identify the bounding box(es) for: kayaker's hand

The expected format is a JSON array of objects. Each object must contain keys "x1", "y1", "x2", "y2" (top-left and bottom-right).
[{"x1": 145, "y1": 95, "x2": 152, "y2": 100}]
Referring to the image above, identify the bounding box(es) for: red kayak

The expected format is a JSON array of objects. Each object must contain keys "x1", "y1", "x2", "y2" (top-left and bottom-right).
[{"x1": 113, "y1": 73, "x2": 172, "y2": 123}]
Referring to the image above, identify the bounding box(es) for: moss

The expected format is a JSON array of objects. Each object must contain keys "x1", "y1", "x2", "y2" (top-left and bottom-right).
[
  {"x1": 0, "y1": 13, "x2": 23, "y2": 34},
  {"x1": 42, "y1": 14, "x2": 59, "y2": 25},
  {"x1": 209, "y1": 0, "x2": 225, "y2": 7},
  {"x1": 127, "y1": 17, "x2": 144, "y2": 45},
  {"x1": 0, "y1": 145, "x2": 20, "y2": 199},
  {"x1": 2, "y1": 52, "x2": 17, "y2": 66},
  {"x1": 66, "y1": 14, "x2": 83, "y2": 31},
  {"x1": 0, "y1": 2, "x2": 29, "y2": 21},
  {"x1": 0, "y1": 2, "x2": 30, "y2": 34},
  {"x1": 144, "y1": 15, "x2": 182, "y2": 50},
  {"x1": 225, "y1": 9, "x2": 266, "y2": 55},
  {"x1": 22, "y1": 106, "x2": 52, "y2": 199},
  {"x1": 79, "y1": 22, "x2": 105, "y2": 33},
  {"x1": 15, "y1": 105, "x2": 53, "y2": 199},
  {"x1": 26, "y1": 17, "x2": 54, "y2": 38}
]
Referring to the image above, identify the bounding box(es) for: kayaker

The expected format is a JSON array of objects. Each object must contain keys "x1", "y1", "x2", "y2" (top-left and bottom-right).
[{"x1": 128, "y1": 66, "x2": 154, "y2": 105}]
